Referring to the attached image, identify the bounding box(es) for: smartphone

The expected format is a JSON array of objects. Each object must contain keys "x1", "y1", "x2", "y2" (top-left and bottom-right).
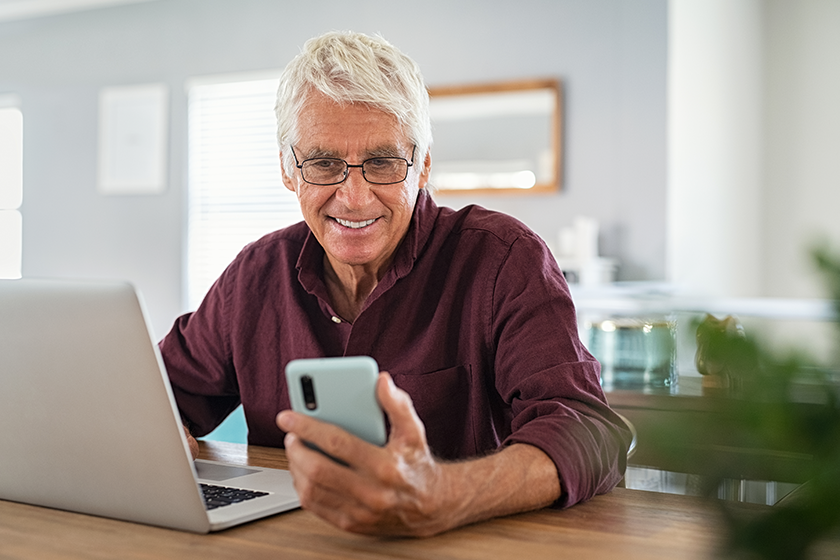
[{"x1": 284, "y1": 356, "x2": 387, "y2": 446}]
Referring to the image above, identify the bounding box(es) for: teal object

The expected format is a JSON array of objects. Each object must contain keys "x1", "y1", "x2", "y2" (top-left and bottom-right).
[
  {"x1": 201, "y1": 405, "x2": 248, "y2": 444},
  {"x1": 285, "y1": 356, "x2": 386, "y2": 446}
]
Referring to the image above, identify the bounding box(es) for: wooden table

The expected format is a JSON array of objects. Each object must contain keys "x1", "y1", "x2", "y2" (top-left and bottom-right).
[{"x1": 3, "y1": 440, "x2": 837, "y2": 560}]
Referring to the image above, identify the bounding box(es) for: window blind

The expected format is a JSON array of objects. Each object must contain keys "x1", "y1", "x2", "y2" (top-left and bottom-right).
[{"x1": 187, "y1": 77, "x2": 302, "y2": 310}]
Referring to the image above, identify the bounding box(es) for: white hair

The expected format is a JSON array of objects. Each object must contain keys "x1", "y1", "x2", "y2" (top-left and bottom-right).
[{"x1": 275, "y1": 31, "x2": 432, "y2": 185}]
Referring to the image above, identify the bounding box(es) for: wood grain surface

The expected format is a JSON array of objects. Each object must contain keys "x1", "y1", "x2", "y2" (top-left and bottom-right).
[{"x1": 1, "y1": 440, "x2": 838, "y2": 560}]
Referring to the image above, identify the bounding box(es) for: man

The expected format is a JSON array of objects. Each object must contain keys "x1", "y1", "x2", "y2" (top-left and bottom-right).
[{"x1": 161, "y1": 31, "x2": 630, "y2": 537}]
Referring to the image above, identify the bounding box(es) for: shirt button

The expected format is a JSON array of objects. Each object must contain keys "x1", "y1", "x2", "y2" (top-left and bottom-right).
[{"x1": 331, "y1": 316, "x2": 342, "y2": 324}]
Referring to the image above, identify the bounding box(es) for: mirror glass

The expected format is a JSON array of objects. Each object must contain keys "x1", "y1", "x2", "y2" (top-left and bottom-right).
[{"x1": 428, "y1": 79, "x2": 562, "y2": 194}]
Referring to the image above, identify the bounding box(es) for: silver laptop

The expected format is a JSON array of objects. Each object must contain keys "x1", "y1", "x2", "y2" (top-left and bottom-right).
[{"x1": 0, "y1": 278, "x2": 300, "y2": 533}]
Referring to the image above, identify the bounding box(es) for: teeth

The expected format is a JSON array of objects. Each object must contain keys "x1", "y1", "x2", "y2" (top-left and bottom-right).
[{"x1": 335, "y1": 217, "x2": 376, "y2": 229}]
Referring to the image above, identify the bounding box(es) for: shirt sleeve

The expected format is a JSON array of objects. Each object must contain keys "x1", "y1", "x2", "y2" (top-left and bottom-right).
[
  {"x1": 158, "y1": 269, "x2": 241, "y2": 437},
  {"x1": 490, "y1": 232, "x2": 631, "y2": 507}
]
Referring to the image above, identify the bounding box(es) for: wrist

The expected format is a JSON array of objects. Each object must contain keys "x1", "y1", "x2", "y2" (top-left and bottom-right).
[{"x1": 429, "y1": 444, "x2": 561, "y2": 533}]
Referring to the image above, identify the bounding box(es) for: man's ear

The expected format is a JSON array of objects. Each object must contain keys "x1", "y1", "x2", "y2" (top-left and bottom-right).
[
  {"x1": 417, "y1": 151, "x2": 432, "y2": 191},
  {"x1": 279, "y1": 151, "x2": 297, "y2": 193}
]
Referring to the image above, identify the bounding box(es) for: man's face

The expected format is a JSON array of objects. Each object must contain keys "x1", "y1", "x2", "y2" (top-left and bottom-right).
[{"x1": 281, "y1": 92, "x2": 430, "y2": 275}]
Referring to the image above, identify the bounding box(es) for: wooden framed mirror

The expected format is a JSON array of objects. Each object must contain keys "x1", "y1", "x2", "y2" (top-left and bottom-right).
[{"x1": 427, "y1": 78, "x2": 562, "y2": 195}]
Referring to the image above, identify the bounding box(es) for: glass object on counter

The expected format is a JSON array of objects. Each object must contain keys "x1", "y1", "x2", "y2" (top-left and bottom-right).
[{"x1": 586, "y1": 315, "x2": 677, "y2": 391}]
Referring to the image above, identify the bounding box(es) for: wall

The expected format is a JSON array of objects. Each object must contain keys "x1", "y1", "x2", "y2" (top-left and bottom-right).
[
  {"x1": 763, "y1": 0, "x2": 840, "y2": 300},
  {"x1": 667, "y1": 0, "x2": 764, "y2": 298},
  {"x1": 0, "y1": 0, "x2": 668, "y2": 338},
  {"x1": 668, "y1": 0, "x2": 840, "y2": 302}
]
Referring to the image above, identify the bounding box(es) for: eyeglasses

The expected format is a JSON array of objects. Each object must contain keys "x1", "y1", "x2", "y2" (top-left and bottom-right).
[{"x1": 291, "y1": 146, "x2": 415, "y2": 186}]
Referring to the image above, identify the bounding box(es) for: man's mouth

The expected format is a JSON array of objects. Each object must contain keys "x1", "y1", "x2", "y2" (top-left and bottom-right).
[{"x1": 334, "y1": 217, "x2": 377, "y2": 229}]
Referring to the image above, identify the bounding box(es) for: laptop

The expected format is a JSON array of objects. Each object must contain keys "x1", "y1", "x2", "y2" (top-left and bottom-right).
[{"x1": 0, "y1": 278, "x2": 300, "y2": 533}]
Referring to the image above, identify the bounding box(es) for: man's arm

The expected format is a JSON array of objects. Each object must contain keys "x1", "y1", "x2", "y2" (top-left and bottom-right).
[{"x1": 276, "y1": 373, "x2": 561, "y2": 537}]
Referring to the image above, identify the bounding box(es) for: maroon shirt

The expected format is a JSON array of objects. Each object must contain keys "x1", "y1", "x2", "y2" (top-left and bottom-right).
[{"x1": 160, "y1": 190, "x2": 629, "y2": 507}]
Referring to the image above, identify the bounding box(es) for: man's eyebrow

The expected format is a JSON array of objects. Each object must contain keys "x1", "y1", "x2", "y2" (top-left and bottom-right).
[
  {"x1": 299, "y1": 147, "x2": 340, "y2": 159},
  {"x1": 365, "y1": 146, "x2": 403, "y2": 158},
  {"x1": 299, "y1": 145, "x2": 406, "y2": 160}
]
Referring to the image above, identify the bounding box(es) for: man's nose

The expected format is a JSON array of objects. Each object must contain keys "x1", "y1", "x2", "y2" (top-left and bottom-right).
[{"x1": 336, "y1": 166, "x2": 375, "y2": 207}]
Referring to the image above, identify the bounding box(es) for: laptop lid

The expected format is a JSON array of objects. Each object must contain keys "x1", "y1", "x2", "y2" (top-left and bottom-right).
[{"x1": 0, "y1": 279, "x2": 299, "y2": 533}]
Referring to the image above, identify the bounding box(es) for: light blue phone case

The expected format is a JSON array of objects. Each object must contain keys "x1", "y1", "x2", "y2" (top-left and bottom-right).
[{"x1": 284, "y1": 356, "x2": 387, "y2": 446}]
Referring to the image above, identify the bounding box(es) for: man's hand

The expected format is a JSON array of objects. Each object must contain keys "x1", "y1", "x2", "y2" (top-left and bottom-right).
[
  {"x1": 276, "y1": 372, "x2": 561, "y2": 536},
  {"x1": 183, "y1": 424, "x2": 200, "y2": 460}
]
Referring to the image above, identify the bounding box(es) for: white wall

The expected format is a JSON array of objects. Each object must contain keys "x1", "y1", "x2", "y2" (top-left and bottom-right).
[
  {"x1": 0, "y1": 0, "x2": 668, "y2": 338},
  {"x1": 669, "y1": 0, "x2": 840, "y2": 301},
  {"x1": 763, "y1": 0, "x2": 840, "y2": 300},
  {"x1": 668, "y1": 0, "x2": 763, "y2": 298}
]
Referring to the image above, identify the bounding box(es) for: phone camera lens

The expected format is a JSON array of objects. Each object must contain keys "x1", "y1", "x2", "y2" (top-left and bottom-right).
[{"x1": 301, "y1": 375, "x2": 317, "y2": 410}]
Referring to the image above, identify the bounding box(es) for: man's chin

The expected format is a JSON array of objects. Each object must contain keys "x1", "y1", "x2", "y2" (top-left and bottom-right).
[{"x1": 324, "y1": 246, "x2": 390, "y2": 271}]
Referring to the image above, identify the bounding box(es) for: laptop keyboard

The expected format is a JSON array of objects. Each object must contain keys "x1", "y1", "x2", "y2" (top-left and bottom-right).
[{"x1": 200, "y1": 483, "x2": 269, "y2": 510}]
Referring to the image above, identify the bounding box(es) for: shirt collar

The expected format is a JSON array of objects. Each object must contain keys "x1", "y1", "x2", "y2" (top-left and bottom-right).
[{"x1": 391, "y1": 188, "x2": 437, "y2": 279}]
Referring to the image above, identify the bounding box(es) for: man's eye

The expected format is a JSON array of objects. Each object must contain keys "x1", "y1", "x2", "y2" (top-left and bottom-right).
[
  {"x1": 366, "y1": 158, "x2": 393, "y2": 169},
  {"x1": 311, "y1": 159, "x2": 339, "y2": 169}
]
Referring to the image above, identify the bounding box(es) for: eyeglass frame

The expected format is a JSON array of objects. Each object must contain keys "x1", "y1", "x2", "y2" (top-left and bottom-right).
[{"x1": 290, "y1": 145, "x2": 416, "y2": 186}]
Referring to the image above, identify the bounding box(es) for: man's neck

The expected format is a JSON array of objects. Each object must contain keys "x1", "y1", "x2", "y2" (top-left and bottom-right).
[{"x1": 322, "y1": 255, "x2": 389, "y2": 322}]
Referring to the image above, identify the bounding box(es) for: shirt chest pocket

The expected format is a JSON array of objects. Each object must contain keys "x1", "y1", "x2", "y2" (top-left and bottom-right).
[{"x1": 391, "y1": 365, "x2": 475, "y2": 460}]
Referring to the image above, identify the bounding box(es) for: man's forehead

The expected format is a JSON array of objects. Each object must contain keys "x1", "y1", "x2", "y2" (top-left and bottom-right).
[{"x1": 295, "y1": 92, "x2": 409, "y2": 153}]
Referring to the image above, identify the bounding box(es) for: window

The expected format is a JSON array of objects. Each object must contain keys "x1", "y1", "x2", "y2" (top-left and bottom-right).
[
  {"x1": 187, "y1": 76, "x2": 302, "y2": 310},
  {"x1": 0, "y1": 97, "x2": 23, "y2": 280}
]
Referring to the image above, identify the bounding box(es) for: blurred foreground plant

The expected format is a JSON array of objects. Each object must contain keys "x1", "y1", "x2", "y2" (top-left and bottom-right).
[{"x1": 651, "y1": 245, "x2": 840, "y2": 560}]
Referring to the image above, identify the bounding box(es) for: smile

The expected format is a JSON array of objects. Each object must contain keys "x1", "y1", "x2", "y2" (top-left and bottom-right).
[{"x1": 335, "y1": 217, "x2": 377, "y2": 229}]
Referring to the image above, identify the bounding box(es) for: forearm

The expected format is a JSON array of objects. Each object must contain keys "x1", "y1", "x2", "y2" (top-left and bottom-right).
[{"x1": 434, "y1": 443, "x2": 561, "y2": 531}]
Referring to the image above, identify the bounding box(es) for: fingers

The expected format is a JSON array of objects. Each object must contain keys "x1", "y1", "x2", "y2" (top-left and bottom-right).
[
  {"x1": 183, "y1": 425, "x2": 199, "y2": 460},
  {"x1": 276, "y1": 410, "x2": 382, "y2": 468},
  {"x1": 283, "y1": 431, "x2": 394, "y2": 527}
]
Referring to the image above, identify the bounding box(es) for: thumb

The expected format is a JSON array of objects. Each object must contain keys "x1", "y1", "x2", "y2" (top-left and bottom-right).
[{"x1": 377, "y1": 372, "x2": 427, "y2": 448}]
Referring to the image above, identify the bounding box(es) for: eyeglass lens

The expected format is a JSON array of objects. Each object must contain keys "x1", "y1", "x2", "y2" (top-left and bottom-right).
[{"x1": 301, "y1": 157, "x2": 408, "y2": 185}]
